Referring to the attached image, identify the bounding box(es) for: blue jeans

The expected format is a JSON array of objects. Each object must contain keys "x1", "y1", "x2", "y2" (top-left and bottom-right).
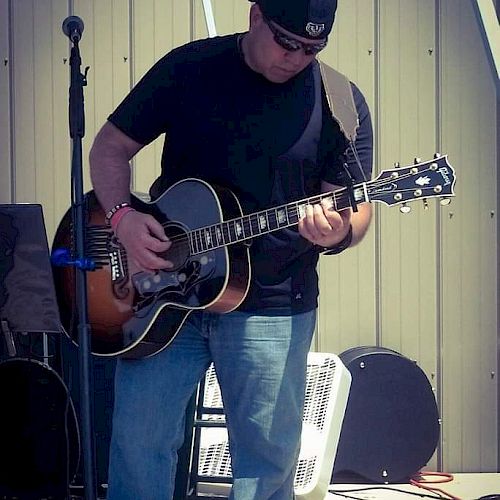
[{"x1": 107, "y1": 309, "x2": 316, "y2": 500}]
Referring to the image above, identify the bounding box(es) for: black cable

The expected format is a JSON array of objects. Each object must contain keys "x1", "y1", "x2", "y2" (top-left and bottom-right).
[
  {"x1": 329, "y1": 485, "x2": 449, "y2": 499},
  {"x1": 329, "y1": 491, "x2": 373, "y2": 500}
]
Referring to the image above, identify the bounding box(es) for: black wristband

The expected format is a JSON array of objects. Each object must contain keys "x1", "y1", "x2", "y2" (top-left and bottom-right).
[{"x1": 319, "y1": 224, "x2": 353, "y2": 255}]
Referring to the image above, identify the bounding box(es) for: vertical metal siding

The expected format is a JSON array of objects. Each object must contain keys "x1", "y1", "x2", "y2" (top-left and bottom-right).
[
  {"x1": 376, "y1": 3, "x2": 440, "y2": 474},
  {"x1": 377, "y1": 0, "x2": 439, "y2": 373},
  {"x1": 11, "y1": 0, "x2": 36, "y2": 205},
  {"x1": 0, "y1": 0, "x2": 12, "y2": 203},
  {"x1": 317, "y1": 0, "x2": 377, "y2": 355},
  {"x1": 51, "y1": 0, "x2": 72, "y2": 234},
  {"x1": 71, "y1": 0, "x2": 130, "y2": 195},
  {"x1": 131, "y1": 0, "x2": 190, "y2": 194},
  {"x1": 439, "y1": 0, "x2": 498, "y2": 472},
  {"x1": 198, "y1": 0, "x2": 249, "y2": 36}
]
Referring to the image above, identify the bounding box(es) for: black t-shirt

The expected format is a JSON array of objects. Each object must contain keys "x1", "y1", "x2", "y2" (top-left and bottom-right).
[{"x1": 109, "y1": 33, "x2": 373, "y2": 315}]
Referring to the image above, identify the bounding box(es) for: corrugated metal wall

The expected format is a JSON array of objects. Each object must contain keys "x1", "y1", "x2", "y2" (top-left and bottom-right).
[
  {"x1": 0, "y1": 0, "x2": 497, "y2": 473},
  {"x1": 438, "y1": 0, "x2": 498, "y2": 472}
]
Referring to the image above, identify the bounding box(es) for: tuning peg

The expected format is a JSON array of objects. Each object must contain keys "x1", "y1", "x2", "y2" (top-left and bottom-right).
[
  {"x1": 400, "y1": 203, "x2": 411, "y2": 214},
  {"x1": 391, "y1": 162, "x2": 400, "y2": 178},
  {"x1": 414, "y1": 157, "x2": 422, "y2": 164},
  {"x1": 423, "y1": 198, "x2": 429, "y2": 210},
  {"x1": 440, "y1": 197, "x2": 452, "y2": 206},
  {"x1": 433, "y1": 152, "x2": 441, "y2": 159}
]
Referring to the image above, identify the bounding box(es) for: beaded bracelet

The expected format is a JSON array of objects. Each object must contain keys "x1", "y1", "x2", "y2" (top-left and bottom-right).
[
  {"x1": 110, "y1": 206, "x2": 136, "y2": 231},
  {"x1": 105, "y1": 202, "x2": 131, "y2": 225}
]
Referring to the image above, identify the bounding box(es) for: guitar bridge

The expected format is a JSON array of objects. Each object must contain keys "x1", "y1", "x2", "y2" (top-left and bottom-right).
[
  {"x1": 108, "y1": 236, "x2": 127, "y2": 282},
  {"x1": 109, "y1": 249, "x2": 125, "y2": 281}
]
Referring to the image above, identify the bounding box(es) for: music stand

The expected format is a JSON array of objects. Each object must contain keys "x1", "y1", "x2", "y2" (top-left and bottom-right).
[
  {"x1": 0, "y1": 204, "x2": 78, "y2": 498},
  {"x1": 0, "y1": 204, "x2": 62, "y2": 354}
]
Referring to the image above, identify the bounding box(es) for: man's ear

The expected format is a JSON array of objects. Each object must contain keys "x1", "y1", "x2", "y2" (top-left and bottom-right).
[{"x1": 249, "y1": 3, "x2": 264, "y2": 28}]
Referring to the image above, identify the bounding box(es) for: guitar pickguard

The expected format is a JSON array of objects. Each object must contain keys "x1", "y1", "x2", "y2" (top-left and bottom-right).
[{"x1": 131, "y1": 251, "x2": 218, "y2": 311}]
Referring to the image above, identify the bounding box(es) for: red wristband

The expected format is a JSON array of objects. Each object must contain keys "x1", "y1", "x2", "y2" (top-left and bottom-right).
[
  {"x1": 105, "y1": 202, "x2": 131, "y2": 223},
  {"x1": 110, "y1": 206, "x2": 135, "y2": 231}
]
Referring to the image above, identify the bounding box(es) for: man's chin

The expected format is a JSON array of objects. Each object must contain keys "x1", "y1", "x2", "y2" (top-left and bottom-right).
[{"x1": 265, "y1": 68, "x2": 297, "y2": 83}]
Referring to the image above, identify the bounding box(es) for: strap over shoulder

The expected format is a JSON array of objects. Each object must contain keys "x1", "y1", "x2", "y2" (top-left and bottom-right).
[{"x1": 317, "y1": 60, "x2": 359, "y2": 143}]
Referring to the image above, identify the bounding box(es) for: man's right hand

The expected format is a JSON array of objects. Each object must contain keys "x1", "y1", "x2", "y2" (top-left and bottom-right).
[{"x1": 114, "y1": 210, "x2": 173, "y2": 273}]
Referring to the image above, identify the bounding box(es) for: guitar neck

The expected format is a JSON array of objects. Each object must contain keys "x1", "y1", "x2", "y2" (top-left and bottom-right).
[{"x1": 188, "y1": 183, "x2": 368, "y2": 254}]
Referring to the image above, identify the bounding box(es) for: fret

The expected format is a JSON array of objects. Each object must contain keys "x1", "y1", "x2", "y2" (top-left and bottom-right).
[
  {"x1": 296, "y1": 203, "x2": 307, "y2": 221},
  {"x1": 335, "y1": 187, "x2": 356, "y2": 211},
  {"x1": 209, "y1": 226, "x2": 218, "y2": 248},
  {"x1": 273, "y1": 207, "x2": 287, "y2": 228},
  {"x1": 215, "y1": 224, "x2": 224, "y2": 246},
  {"x1": 287, "y1": 204, "x2": 300, "y2": 225},
  {"x1": 191, "y1": 229, "x2": 198, "y2": 253},
  {"x1": 222, "y1": 222, "x2": 230, "y2": 245},
  {"x1": 268, "y1": 208, "x2": 280, "y2": 231},
  {"x1": 333, "y1": 192, "x2": 344, "y2": 211},
  {"x1": 228, "y1": 220, "x2": 237, "y2": 243},
  {"x1": 188, "y1": 233, "x2": 195, "y2": 254},
  {"x1": 195, "y1": 229, "x2": 205, "y2": 252},
  {"x1": 285, "y1": 204, "x2": 295, "y2": 225},
  {"x1": 257, "y1": 212, "x2": 268, "y2": 232},
  {"x1": 332, "y1": 194, "x2": 339, "y2": 211},
  {"x1": 234, "y1": 218, "x2": 245, "y2": 241},
  {"x1": 203, "y1": 228, "x2": 213, "y2": 249},
  {"x1": 241, "y1": 216, "x2": 252, "y2": 240},
  {"x1": 199, "y1": 229, "x2": 207, "y2": 251},
  {"x1": 191, "y1": 230, "x2": 197, "y2": 254},
  {"x1": 284, "y1": 206, "x2": 291, "y2": 226},
  {"x1": 267, "y1": 209, "x2": 278, "y2": 231},
  {"x1": 320, "y1": 194, "x2": 334, "y2": 212},
  {"x1": 250, "y1": 214, "x2": 261, "y2": 235}
]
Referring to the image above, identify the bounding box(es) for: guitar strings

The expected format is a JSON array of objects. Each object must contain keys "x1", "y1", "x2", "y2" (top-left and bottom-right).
[
  {"x1": 84, "y1": 166, "x2": 439, "y2": 260},
  {"x1": 155, "y1": 165, "x2": 437, "y2": 249}
]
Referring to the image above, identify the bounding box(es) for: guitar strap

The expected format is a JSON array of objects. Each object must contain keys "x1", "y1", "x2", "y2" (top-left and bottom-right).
[{"x1": 317, "y1": 60, "x2": 359, "y2": 144}]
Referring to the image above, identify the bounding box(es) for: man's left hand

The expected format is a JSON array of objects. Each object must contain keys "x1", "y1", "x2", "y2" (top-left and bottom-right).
[{"x1": 298, "y1": 199, "x2": 352, "y2": 248}]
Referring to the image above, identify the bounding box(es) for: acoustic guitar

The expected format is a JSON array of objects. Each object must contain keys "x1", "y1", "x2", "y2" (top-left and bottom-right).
[{"x1": 52, "y1": 155, "x2": 455, "y2": 359}]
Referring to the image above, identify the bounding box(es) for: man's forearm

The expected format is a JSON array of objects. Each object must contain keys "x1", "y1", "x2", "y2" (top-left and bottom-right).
[
  {"x1": 350, "y1": 202, "x2": 372, "y2": 245},
  {"x1": 89, "y1": 121, "x2": 144, "y2": 214},
  {"x1": 89, "y1": 145, "x2": 132, "y2": 214}
]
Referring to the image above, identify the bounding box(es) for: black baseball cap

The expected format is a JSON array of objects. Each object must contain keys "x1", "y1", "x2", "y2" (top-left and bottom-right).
[{"x1": 252, "y1": 0, "x2": 338, "y2": 39}]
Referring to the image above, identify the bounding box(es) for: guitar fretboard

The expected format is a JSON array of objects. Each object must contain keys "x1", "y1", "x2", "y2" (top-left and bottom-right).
[{"x1": 188, "y1": 184, "x2": 367, "y2": 254}]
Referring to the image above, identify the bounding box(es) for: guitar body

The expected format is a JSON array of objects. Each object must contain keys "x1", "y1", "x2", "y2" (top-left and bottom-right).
[{"x1": 52, "y1": 179, "x2": 251, "y2": 358}]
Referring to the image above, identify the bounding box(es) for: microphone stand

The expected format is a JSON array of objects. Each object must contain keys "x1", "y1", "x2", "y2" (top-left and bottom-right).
[{"x1": 67, "y1": 35, "x2": 97, "y2": 500}]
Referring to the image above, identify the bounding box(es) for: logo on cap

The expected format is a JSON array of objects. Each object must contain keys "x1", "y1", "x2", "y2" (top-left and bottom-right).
[{"x1": 305, "y1": 22, "x2": 325, "y2": 37}]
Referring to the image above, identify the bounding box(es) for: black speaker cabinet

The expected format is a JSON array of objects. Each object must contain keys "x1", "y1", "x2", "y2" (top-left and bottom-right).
[{"x1": 332, "y1": 346, "x2": 440, "y2": 483}]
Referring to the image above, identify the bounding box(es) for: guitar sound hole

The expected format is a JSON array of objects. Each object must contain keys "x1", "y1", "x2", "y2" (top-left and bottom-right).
[{"x1": 161, "y1": 223, "x2": 190, "y2": 270}]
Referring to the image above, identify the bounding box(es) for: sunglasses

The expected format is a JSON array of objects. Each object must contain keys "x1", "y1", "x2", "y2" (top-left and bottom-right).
[{"x1": 264, "y1": 16, "x2": 327, "y2": 56}]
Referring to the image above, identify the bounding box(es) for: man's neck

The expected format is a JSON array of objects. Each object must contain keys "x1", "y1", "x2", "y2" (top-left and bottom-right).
[{"x1": 239, "y1": 33, "x2": 259, "y2": 74}]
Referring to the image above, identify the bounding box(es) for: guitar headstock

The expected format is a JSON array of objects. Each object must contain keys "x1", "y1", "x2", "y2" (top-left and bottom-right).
[{"x1": 367, "y1": 154, "x2": 456, "y2": 211}]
